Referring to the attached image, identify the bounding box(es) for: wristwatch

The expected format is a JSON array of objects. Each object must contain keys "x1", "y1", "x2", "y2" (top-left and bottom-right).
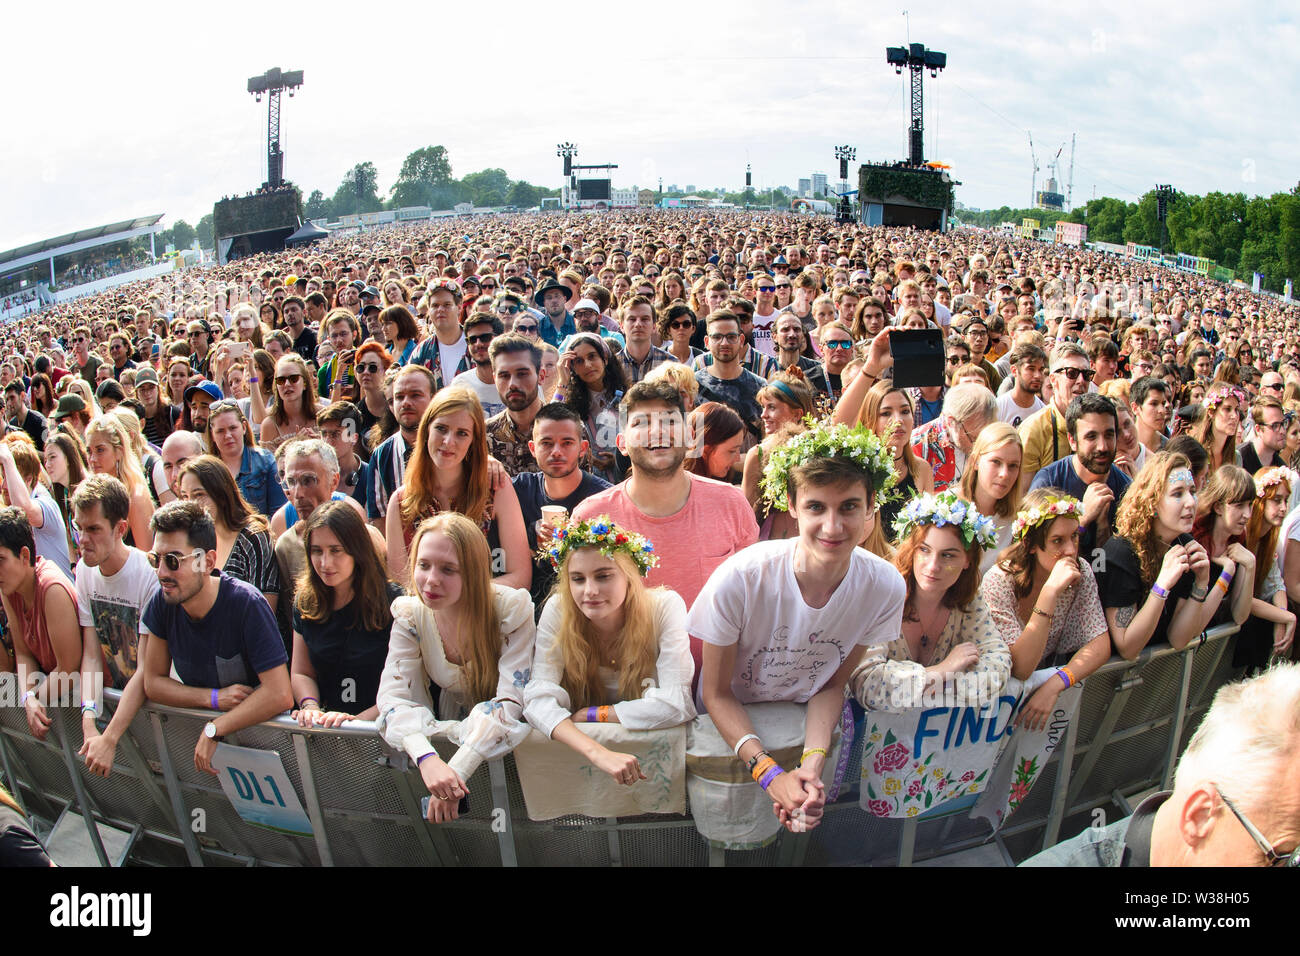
[
  {"x1": 1190, "y1": 582, "x2": 1209, "y2": 601},
  {"x1": 203, "y1": 721, "x2": 220, "y2": 740}
]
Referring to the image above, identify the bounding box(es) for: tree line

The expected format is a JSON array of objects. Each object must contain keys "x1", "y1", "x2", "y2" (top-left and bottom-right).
[
  {"x1": 957, "y1": 184, "x2": 1300, "y2": 292},
  {"x1": 302, "y1": 146, "x2": 560, "y2": 220}
]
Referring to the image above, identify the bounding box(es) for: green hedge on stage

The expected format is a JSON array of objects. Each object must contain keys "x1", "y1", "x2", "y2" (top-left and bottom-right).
[
  {"x1": 859, "y1": 166, "x2": 955, "y2": 213},
  {"x1": 213, "y1": 188, "x2": 304, "y2": 239}
]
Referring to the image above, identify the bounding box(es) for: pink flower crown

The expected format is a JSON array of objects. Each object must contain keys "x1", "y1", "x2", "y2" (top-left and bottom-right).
[{"x1": 1010, "y1": 495, "x2": 1084, "y2": 542}]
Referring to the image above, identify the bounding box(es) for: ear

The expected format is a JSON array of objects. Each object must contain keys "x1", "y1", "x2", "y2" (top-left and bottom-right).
[{"x1": 1177, "y1": 784, "x2": 1218, "y2": 857}]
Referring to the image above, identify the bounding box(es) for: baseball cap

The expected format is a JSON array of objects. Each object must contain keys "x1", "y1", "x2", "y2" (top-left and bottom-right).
[
  {"x1": 573, "y1": 298, "x2": 600, "y2": 314},
  {"x1": 183, "y1": 380, "x2": 223, "y2": 405}
]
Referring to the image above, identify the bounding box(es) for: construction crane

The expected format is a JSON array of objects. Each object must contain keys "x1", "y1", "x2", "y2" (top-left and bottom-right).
[
  {"x1": 1028, "y1": 132, "x2": 1039, "y2": 210},
  {"x1": 1066, "y1": 133, "x2": 1076, "y2": 211}
]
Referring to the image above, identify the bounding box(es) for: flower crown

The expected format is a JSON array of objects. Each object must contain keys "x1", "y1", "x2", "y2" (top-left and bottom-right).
[
  {"x1": 1255, "y1": 466, "x2": 1298, "y2": 497},
  {"x1": 893, "y1": 491, "x2": 998, "y2": 549},
  {"x1": 1203, "y1": 385, "x2": 1245, "y2": 413},
  {"x1": 760, "y1": 420, "x2": 898, "y2": 514},
  {"x1": 541, "y1": 515, "x2": 659, "y2": 577},
  {"x1": 1011, "y1": 494, "x2": 1084, "y2": 542}
]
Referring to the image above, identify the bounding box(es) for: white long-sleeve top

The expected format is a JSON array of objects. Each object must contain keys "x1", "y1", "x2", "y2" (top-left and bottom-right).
[
  {"x1": 523, "y1": 588, "x2": 696, "y2": 738},
  {"x1": 376, "y1": 585, "x2": 536, "y2": 781}
]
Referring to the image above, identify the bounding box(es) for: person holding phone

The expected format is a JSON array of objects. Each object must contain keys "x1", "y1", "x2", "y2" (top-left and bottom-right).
[{"x1": 317, "y1": 309, "x2": 361, "y2": 405}]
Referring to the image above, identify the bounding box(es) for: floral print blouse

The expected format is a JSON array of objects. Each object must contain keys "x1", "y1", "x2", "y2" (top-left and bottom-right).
[{"x1": 850, "y1": 591, "x2": 1010, "y2": 713}]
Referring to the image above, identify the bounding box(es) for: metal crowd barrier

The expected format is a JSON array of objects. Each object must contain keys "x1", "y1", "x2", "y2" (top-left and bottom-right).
[{"x1": 0, "y1": 622, "x2": 1240, "y2": 867}]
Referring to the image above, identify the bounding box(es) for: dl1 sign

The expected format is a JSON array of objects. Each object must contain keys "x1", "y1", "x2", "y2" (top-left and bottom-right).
[{"x1": 212, "y1": 743, "x2": 314, "y2": 837}]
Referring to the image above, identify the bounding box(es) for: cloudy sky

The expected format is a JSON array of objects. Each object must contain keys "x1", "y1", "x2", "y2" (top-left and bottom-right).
[{"x1": 3, "y1": 0, "x2": 1296, "y2": 250}]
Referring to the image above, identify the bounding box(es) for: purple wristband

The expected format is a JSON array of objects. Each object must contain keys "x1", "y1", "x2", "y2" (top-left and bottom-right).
[
  {"x1": 586, "y1": 706, "x2": 598, "y2": 722},
  {"x1": 1056, "y1": 669, "x2": 1071, "y2": 689},
  {"x1": 211, "y1": 688, "x2": 219, "y2": 710},
  {"x1": 1150, "y1": 583, "x2": 1170, "y2": 600},
  {"x1": 758, "y1": 765, "x2": 784, "y2": 791},
  {"x1": 417, "y1": 752, "x2": 438, "y2": 766}
]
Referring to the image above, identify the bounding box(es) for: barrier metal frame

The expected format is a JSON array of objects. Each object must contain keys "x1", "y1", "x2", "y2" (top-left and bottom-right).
[{"x1": 0, "y1": 623, "x2": 1240, "y2": 867}]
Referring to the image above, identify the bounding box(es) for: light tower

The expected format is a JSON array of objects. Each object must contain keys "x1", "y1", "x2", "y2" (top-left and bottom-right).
[
  {"x1": 247, "y1": 68, "x2": 304, "y2": 188},
  {"x1": 556, "y1": 143, "x2": 577, "y2": 209},
  {"x1": 885, "y1": 43, "x2": 946, "y2": 166},
  {"x1": 834, "y1": 146, "x2": 856, "y2": 223}
]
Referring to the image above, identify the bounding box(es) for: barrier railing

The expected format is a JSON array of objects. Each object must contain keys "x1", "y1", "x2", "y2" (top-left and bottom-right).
[{"x1": 0, "y1": 623, "x2": 1240, "y2": 867}]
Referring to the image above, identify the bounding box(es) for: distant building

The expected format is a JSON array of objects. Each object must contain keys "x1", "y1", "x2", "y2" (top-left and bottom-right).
[
  {"x1": 798, "y1": 178, "x2": 812, "y2": 198},
  {"x1": 811, "y1": 172, "x2": 828, "y2": 197},
  {"x1": 1055, "y1": 221, "x2": 1088, "y2": 247},
  {"x1": 685, "y1": 185, "x2": 695, "y2": 194},
  {"x1": 612, "y1": 186, "x2": 639, "y2": 208},
  {"x1": 637, "y1": 188, "x2": 655, "y2": 206}
]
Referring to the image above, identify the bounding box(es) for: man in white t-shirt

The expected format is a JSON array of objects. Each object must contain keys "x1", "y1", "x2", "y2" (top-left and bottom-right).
[
  {"x1": 996, "y1": 343, "x2": 1048, "y2": 428},
  {"x1": 72, "y1": 475, "x2": 161, "y2": 777},
  {"x1": 450, "y1": 314, "x2": 506, "y2": 418},
  {"x1": 750, "y1": 277, "x2": 781, "y2": 358},
  {"x1": 692, "y1": 447, "x2": 906, "y2": 834}
]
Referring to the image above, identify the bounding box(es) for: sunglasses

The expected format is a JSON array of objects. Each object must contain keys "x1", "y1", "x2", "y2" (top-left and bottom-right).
[
  {"x1": 823, "y1": 340, "x2": 854, "y2": 350},
  {"x1": 275, "y1": 373, "x2": 302, "y2": 386},
  {"x1": 466, "y1": 333, "x2": 495, "y2": 345},
  {"x1": 356, "y1": 362, "x2": 384, "y2": 374},
  {"x1": 669, "y1": 320, "x2": 695, "y2": 330},
  {"x1": 947, "y1": 355, "x2": 968, "y2": 365},
  {"x1": 147, "y1": 548, "x2": 204, "y2": 572},
  {"x1": 281, "y1": 473, "x2": 320, "y2": 491},
  {"x1": 498, "y1": 305, "x2": 522, "y2": 315},
  {"x1": 514, "y1": 323, "x2": 538, "y2": 333},
  {"x1": 1056, "y1": 367, "x2": 1096, "y2": 382},
  {"x1": 757, "y1": 286, "x2": 776, "y2": 293}
]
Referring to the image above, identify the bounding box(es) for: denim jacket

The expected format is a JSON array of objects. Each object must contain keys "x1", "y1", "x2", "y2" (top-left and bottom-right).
[{"x1": 237, "y1": 446, "x2": 287, "y2": 517}]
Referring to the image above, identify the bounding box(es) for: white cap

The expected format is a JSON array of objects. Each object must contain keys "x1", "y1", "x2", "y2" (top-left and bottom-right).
[{"x1": 573, "y1": 298, "x2": 600, "y2": 313}]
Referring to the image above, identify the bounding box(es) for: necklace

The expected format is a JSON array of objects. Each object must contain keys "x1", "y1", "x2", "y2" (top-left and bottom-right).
[{"x1": 915, "y1": 602, "x2": 947, "y2": 653}]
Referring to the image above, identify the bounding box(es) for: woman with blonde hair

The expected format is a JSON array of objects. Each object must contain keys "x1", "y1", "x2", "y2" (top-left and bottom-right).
[
  {"x1": 523, "y1": 516, "x2": 694, "y2": 783},
  {"x1": 386, "y1": 387, "x2": 530, "y2": 591},
  {"x1": 642, "y1": 360, "x2": 699, "y2": 413},
  {"x1": 957, "y1": 422, "x2": 1023, "y2": 571},
  {"x1": 377, "y1": 513, "x2": 536, "y2": 823},
  {"x1": 980, "y1": 489, "x2": 1112, "y2": 730},
  {"x1": 82, "y1": 413, "x2": 154, "y2": 546},
  {"x1": 1237, "y1": 467, "x2": 1298, "y2": 670},
  {"x1": 857, "y1": 379, "x2": 933, "y2": 535},
  {"x1": 742, "y1": 370, "x2": 817, "y2": 536},
  {"x1": 1097, "y1": 452, "x2": 1228, "y2": 659},
  {"x1": 259, "y1": 353, "x2": 319, "y2": 452},
  {"x1": 1191, "y1": 384, "x2": 1242, "y2": 470}
]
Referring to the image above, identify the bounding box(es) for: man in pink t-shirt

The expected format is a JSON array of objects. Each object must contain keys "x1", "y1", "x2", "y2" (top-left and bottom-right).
[{"x1": 572, "y1": 381, "x2": 758, "y2": 680}]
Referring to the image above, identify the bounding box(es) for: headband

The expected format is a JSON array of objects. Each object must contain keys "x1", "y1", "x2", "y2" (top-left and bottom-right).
[{"x1": 769, "y1": 380, "x2": 803, "y2": 409}]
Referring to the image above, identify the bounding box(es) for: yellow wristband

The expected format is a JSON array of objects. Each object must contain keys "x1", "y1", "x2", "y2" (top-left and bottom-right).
[{"x1": 800, "y1": 747, "x2": 828, "y2": 765}]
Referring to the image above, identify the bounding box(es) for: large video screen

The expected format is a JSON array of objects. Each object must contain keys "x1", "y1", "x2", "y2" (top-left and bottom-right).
[{"x1": 579, "y1": 179, "x2": 611, "y2": 201}]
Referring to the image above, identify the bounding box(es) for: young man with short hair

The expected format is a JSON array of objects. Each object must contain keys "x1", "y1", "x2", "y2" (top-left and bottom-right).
[
  {"x1": 71, "y1": 475, "x2": 160, "y2": 777},
  {"x1": 512, "y1": 403, "x2": 612, "y2": 612},
  {"x1": 693, "y1": 311, "x2": 766, "y2": 445},
  {"x1": 614, "y1": 295, "x2": 674, "y2": 384},
  {"x1": 410, "y1": 281, "x2": 473, "y2": 391},
  {"x1": 363, "y1": 365, "x2": 435, "y2": 531},
  {"x1": 1029, "y1": 393, "x2": 1130, "y2": 556},
  {"x1": 2, "y1": 505, "x2": 81, "y2": 741},
  {"x1": 693, "y1": 431, "x2": 905, "y2": 834},
  {"x1": 4, "y1": 380, "x2": 46, "y2": 452},
  {"x1": 1241, "y1": 395, "x2": 1288, "y2": 475},
  {"x1": 1018, "y1": 342, "x2": 1095, "y2": 492},
  {"x1": 1128, "y1": 375, "x2": 1171, "y2": 456},
  {"x1": 996, "y1": 343, "x2": 1047, "y2": 428},
  {"x1": 486, "y1": 334, "x2": 546, "y2": 476},
  {"x1": 451, "y1": 313, "x2": 506, "y2": 417},
  {"x1": 141, "y1": 501, "x2": 293, "y2": 775}
]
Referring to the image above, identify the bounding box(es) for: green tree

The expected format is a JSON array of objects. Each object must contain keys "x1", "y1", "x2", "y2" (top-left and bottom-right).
[
  {"x1": 195, "y1": 214, "x2": 214, "y2": 249},
  {"x1": 506, "y1": 180, "x2": 541, "y2": 208},
  {"x1": 1122, "y1": 192, "x2": 1159, "y2": 248},
  {"x1": 389, "y1": 146, "x2": 454, "y2": 208},
  {"x1": 331, "y1": 162, "x2": 382, "y2": 215},
  {"x1": 169, "y1": 220, "x2": 196, "y2": 250},
  {"x1": 304, "y1": 189, "x2": 332, "y2": 220},
  {"x1": 461, "y1": 168, "x2": 511, "y2": 206}
]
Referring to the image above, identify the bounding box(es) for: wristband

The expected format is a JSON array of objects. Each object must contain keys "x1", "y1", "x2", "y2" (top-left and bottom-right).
[
  {"x1": 1056, "y1": 668, "x2": 1071, "y2": 689},
  {"x1": 596, "y1": 705, "x2": 611, "y2": 723},
  {"x1": 417, "y1": 752, "x2": 439, "y2": 766},
  {"x1": 747, "y1": 749, "x2": 772, "y2": 773},
  {"x1": 1061, "y1": 665, "x2": 1077, "y2": 687},
  {"x1": 800, "y1": 747, "x2": 828, "y2": 766},
  {"x1": 298, "y1": 696, "x2": 319, "y2": 710},
  {"x1": 211, "y1": 688, "x2": 219, "y2": 710},
  {"x1": 21, "y1": 690, "x2": 35, "y2": 706},
  {"x1": 758, "y1": 765, "x2": 784, "y2": 791},
  {"x1": 1150, "y1": 583, "x2": 1170, "y2": 600},
  {"x1": 585, "y1": 706, "x2": 598, "y2": 722},
  {"x1": 1031, "y1": 605, "x2": 1052, "y2": 619},
  {"x1": 750, "y1": 755, "x2": 778, "y2": 784},
  {"x1": 81, "y1": 699, "x2": 99, "y2": 716},
  {"x1": 733, "y1": 733, "x2": 760, "y2": 757},
  {"x1": 1215, "y1": 578, "x2": 1231, "y2": 595},
  {"x1": 248, "y1": 376, "x2": 259, "y2": 383}
]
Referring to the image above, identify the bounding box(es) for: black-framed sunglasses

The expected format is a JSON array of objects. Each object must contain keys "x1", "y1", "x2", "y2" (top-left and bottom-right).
[
  {"x1": 355, "y1": 362, "x2": 384, "y2": 374},
  {"x1": 147, "y1": 548, "x2": 204, "y2": 572},
  {"x1": 466, "y1": 332, "x2": 495, "y2": 345},
  {"x1": 1215, "y1": 786, "x2": 1299, "y2": 867},
  {"x1": 1057, "y1": 367, "x2": 1096, "y2": 382}
]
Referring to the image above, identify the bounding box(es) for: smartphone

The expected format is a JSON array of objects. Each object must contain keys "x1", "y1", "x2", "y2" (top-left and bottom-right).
[{"x1": 228, "y1": 341, "x2": 250, "y2": 361}]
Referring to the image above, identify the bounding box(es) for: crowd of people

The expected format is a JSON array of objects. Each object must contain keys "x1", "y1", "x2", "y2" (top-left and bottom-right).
[{"x1": 1, "y1": 209, "x2": 1297, "y2": 867}]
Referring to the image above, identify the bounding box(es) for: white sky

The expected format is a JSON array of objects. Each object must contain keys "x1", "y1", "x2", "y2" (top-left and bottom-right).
[{"x1": 3, "y1": 0, "x2": 1296, "y2": 250}]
